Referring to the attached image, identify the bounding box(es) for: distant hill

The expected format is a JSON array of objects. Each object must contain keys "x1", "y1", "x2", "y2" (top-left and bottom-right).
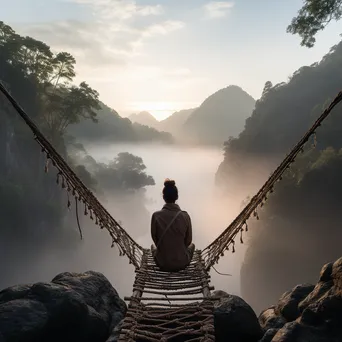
[
  {"x1": 68, "y1": 103, "x2": 173, "y2": 144},
  {"x1": 158, "y1": 108, "x2": 196, "y2": 137},
  {"x1": 129, "y1": 111, "x2": 159, "y2": 129},
  {"x1": 215, "y1": 39, "x2": 342, "y2": 314},
  {"x1": 128, "y1": 109, "x2": 196, "y2": 138},
  {"x1": 182, "y1": 85, "x2": 256, "y2": 145},
  {"x1": 123, "y1": 85, "x2": 255, "y2": 146}
]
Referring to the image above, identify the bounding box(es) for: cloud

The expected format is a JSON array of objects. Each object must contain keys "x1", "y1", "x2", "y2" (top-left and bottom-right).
[
  {"x1": 130, "y1": 20, "x2": 185, "y2": 51},
  {"x1": 204, "y1": 1, "x2": 234, "y2": 18},
  {"x1": 142, "y1": 21, "x2": 185, "y2": 38},
  {"x1": 16, "y1": 1, "x2": 184, "y2": 67},
  {"x1": 70, "y1": 0, "x2": 164, "y2": 20}
]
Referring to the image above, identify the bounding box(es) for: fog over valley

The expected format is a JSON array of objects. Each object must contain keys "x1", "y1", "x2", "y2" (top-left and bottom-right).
[{"x1": 3, "y1": 2, "x2": 342, "y2": 341}]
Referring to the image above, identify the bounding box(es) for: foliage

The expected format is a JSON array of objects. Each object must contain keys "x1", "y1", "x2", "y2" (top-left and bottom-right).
[
  {"x1": 288, "y1": 0, "x2": 342, "y2": 47},
  {"x1": 0, "y1": 21, "x2": 103, "y2": 243},
  {"x1": 68, "y1": 102, "x2": 173, "y2": 144},
  {"x1": 0, "y1": 20, "x2": 157, "y2": 266},
  {"x1": 216, "y1": 38, "x2": 342, "y2": 312},
  {"x1": 73, "y1": 150, "x2": 155, "y2": 193},
  {"x1": 222, "y1": 41, "x2": 342, "y2": 158},
  {"x1": 240, "y1": 149, "x2": 342, "y2": 312}
]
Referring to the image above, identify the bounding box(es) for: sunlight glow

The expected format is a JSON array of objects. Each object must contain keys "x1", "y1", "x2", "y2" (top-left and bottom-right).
[{"x1": 129, "y1": 101, "x2": 184, "y2": 120}]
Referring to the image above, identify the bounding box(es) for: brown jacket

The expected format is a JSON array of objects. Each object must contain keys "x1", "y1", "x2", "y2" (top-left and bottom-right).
[{"x1": 151, "y1": 203, "x2": 192, "y2": 271}]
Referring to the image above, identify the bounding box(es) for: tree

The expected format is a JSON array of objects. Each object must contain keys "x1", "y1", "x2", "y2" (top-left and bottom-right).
[
  {"x1": 0, "y1": 22, "x2": 102, "y2": 244},
  {"x1": 43, "y1": 82, "x2": 100, "y2": 140},
  {"x1": 261, "y1": 81, "x2": 273, "y2": 98},
  {"x1": 50, "y1": 52, "x2": 76, "y2": 88},
  {"x1": 74, "y1": 164, "x2": 98, "y2": 191},
  {"x1": 112, "y1": 152, "x2": 147, "y2": 173},
  {"x1": 287, "y1": 0, "x2": 342, "y2": 47},
  {"x1": 15, "y1": 36, "x2": 53, "y2": 86},
  {"x1": 94, "y1": 152, "x2": 155, "y2": 192},
  {"x1": 0, "y1": 21, "x2": 21, "y2": 63},
  {"x1": 216, "y1": 33, "x2": 342, "y2": 313}
]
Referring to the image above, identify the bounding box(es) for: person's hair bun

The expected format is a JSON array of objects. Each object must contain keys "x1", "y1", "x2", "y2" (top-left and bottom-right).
[{"x1": 164, "y1": 178, "x2": 176, "y2": 187}]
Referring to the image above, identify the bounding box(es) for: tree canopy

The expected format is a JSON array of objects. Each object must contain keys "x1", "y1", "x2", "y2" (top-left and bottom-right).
[
  {"x1": 74, "y1": 151, "x2": 155, "y2": 193},
  {"x1": 0, "y1": 21, "x2": 100, "y2": 148},
  {"x1": 288, "y1": 0, "x2": 342, "y2": 47},
  {"x1": 216, "y1": 36, "x2": 342, "y2": 312},
  {"x1": 0, "y1": 21, "x2": 157, "y2": 282}
]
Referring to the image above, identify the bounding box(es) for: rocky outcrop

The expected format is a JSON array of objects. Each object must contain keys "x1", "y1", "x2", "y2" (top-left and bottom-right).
[
  {"x1": 259, "y1": 307, "x2": 286, "y2": 331},
  {"x1": 276, "y1": 284, "x2": 315, "y2": 321},
  {"x1": 257, "y1": 256, "x2": 342, "y2": 341},
  {"x1": 0, "y1": 271, "x2": 126, "y2": 342},
  {"x1": 2, "y1": 256, "x2": 342, "y2": 342},
  {"x1": 212, "y1": 290, "x2": 263, "y2": 342}
]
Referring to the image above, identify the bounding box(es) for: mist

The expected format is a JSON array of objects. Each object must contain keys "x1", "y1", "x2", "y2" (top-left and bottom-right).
[
  {"x1": 0, "y1": 142, "x2": 273, "y2": 301},
  {"x1": 84, "y1": 142, "x2": 247, "y2": 296}
]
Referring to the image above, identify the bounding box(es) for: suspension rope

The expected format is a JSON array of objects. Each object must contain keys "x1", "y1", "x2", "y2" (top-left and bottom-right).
[
  {"x1": 201, "y1": 91, "x2": 342, "y2": 271},
  {"x1": 3, "y1": 78, "x2": 342, "y2": 274},
  {"x1": 0, "y1": 81, "x2": 143, "y2": 269}
]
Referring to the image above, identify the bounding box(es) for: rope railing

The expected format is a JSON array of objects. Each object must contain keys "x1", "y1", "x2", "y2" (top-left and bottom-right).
[
  {"x1": 0, "y1": 81, "x2": 144, "y2": 269},
  {"x1": 119, "y1": 249, "x2": 215, "y2": 341},
  {"x1": 201, "y1": 91, "x2": 342, "y2": 271},
  {"x1": 3, "y1": 77, "x2": 342, "y2": 274}
]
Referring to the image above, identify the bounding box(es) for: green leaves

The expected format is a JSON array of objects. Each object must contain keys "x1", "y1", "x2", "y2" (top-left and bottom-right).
[
  {"x1": 95, "y1": 152, "x2": 156, "y2": 192},
  {"x1": 50, "y1": 52, "x2": 76, "y2": 86},
  {"x1": 1, "y1": 21, "x2": 101, "y2": 144},
  {"x1": 288, "y1": 0, "x2": 342, "y2": 47}
]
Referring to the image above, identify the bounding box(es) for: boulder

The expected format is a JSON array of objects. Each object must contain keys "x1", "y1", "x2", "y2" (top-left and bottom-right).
[
  {"x1": 306, "y1": 294, "x2": 342, "y2": 338},
  {"x1": 212, "y1": 290, "x2": 263, "y2": 342},
  {"x1": 332, "y1": 256, "x2": 342, "y2": 290},
  {"x1": 258, "y1": 328, "x2": 278, "y2": 342},
  {"x1": 298, "y1": 281, "x2": 333, "y2": 312},
  {"x1": 271, "y1": 322, "x2": 331, "y2": 342},
  {"x1": 52, "y1": 271, "x2": 126, "y2": 330},
  {"x1": 0, "y1": 271, "x2": 126, "y2": 342},
  {"x1": 276, "y1": 284, "x2": 314, "y2": 321},
  {"x1": 259, "y1": 307, "x2": 286, "y2": 331},
  {"x1": 319, "y1": 262, "x2": 333, "y2": 282},
  {"x1": 0, "y1": 299, "x2": 48, "y2": 342},
  {"x1": 106, "y1": 320, "x2": 124, "y2": 342}
]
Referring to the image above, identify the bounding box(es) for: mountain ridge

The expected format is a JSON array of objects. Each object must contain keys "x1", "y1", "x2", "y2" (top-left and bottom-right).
[
  {"x1": 182, "y1": 85, "x2": 256, "y2": 145},
  {"x1": 125, "y1": 85, "x2": 256, "y2": 145}
]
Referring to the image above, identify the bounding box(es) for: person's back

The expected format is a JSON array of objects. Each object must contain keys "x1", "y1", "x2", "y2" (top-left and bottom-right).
[{"x1": 151, "y1": 179, "x2": 195, "y2": 272}]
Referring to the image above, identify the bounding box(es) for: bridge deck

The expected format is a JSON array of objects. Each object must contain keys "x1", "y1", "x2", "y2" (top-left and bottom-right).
[{"x1": 118, "y1": 250, "x2": 215, "y2": 341}]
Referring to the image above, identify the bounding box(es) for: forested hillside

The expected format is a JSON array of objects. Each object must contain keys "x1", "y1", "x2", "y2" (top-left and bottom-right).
[
  {"x1": 183, "y1": 85, "x2": 256, "y2": 145},
  {"x1": 215, "y1": 39, "x2": 342, "y2": 313},
  {"x1": 158, "y1": 108, "x2": 195, "y2": 138},
  {"x1": 0, "y1": 21, "x2": 155, "y2": 287},
  {"x1": 126, "y1": 86, "x2": 255, "y2": 146},
  {"x1": 68, "y1": 104, "x2": 173, "y2": 144},
  {"x1": 128, "y1": 109, "x2": 194, "y2": 141},
  {"x1": 128, "y1": 111, "x2": 159, "y2": 129}
]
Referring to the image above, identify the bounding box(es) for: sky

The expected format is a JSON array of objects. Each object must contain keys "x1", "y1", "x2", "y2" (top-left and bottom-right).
[{"x1": 2, "y1": 0, "x2": 342, "y2": 120}]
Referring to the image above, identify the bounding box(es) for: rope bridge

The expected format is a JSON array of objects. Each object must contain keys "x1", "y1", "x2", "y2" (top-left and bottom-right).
[
  {"x1": 0, "y1": 82, "x2": 143, "y2": 269},
  {"x1": 2, "y1": 80, "x2": 342, "y2": 341},
  {"x1": 119, "y1": 249, "x2": 215, "y2": 341},
  {"x1": 201, "y1": 92, "x2": 342, "y2": 271}
]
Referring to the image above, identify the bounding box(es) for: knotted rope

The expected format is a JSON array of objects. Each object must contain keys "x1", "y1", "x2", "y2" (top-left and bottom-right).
[
  {"x1": 202, "y1": 91, "x2": 342, "y2": 271},
  {"x1": 0, "y1": 81, "x2": 143, "y2": 269}
]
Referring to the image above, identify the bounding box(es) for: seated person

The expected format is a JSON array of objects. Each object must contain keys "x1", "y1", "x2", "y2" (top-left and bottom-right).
[{"x1": 151, "y1": 179, "x2": 195, "y2": 272}]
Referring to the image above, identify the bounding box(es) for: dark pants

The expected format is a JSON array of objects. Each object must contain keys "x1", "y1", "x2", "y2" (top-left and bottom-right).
[{"x1": 151, "y1": 243, "x2": 195, "y2": 272}]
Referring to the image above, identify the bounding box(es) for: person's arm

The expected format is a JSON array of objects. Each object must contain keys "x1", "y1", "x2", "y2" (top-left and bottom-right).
[
  {"x1": 184, "y1": 212, "x2": 192, "y2": 247},
  {"x1": 151, "y1": 213, "x2": 158, "y2": 245}
]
